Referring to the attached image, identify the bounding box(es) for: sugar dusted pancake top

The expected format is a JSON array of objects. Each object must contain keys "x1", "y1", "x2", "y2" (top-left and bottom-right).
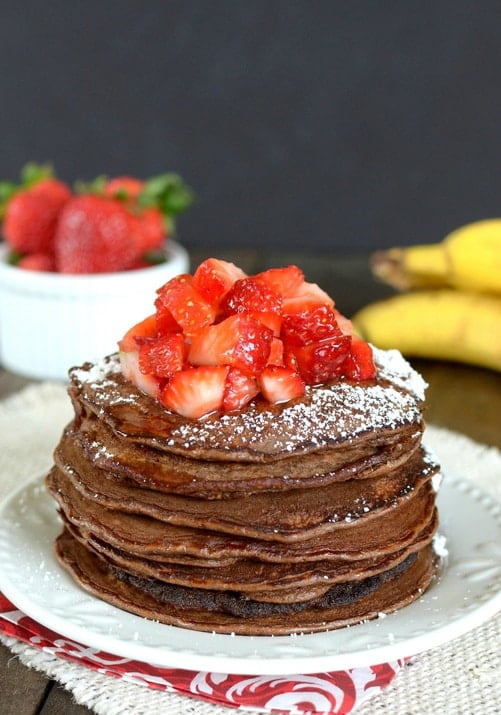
[{"x1": 68, "y1": 347, "x2": 426, "y2": 462}]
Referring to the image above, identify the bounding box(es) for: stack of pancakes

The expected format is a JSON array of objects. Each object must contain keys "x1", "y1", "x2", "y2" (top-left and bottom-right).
[{"x1": 47, "y1": 347, "x2": 441, "y2": 635}]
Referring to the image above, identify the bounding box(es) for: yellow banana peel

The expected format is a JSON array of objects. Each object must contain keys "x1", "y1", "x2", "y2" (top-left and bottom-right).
[
  {"x1": 371, "y1": 219, "x2": 501, "y2": 295},
  {"x1": 352, "y1": 290, "x2": 501, "y2": 372}
]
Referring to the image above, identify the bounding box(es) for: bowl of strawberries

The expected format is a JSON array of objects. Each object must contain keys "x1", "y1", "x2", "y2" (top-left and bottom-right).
[{"x1": 0, "y1": 163, "x2": 193, "y2": 380}]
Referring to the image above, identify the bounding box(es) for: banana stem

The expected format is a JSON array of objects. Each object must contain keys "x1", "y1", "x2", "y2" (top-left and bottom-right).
[{"x1": 371, "y1": 245, "x2": 449, "y2": 290}]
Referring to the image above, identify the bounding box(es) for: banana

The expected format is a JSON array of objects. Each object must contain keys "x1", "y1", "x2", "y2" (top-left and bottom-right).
[
  {"x1": 371, "y1": 219, "x2": 501, "y2": 295},
  {"x1": 352, "y1": 290, "x2": 501, "y2": 372}
]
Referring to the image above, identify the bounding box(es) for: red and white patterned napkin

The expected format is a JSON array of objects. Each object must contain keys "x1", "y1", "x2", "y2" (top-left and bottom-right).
[{"x1": 0, "y1": 592, "x2": 407, "y2": 714}]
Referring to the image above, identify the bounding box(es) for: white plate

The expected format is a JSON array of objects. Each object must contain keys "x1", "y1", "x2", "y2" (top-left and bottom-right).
[{"x1": 0, "y1": 474, "x2": 499, "y2": 675}]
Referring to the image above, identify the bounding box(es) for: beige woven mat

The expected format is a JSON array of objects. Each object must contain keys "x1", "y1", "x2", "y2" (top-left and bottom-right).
[{"x1": 0, "y1": 382, "x2": 500, "y2": 715}]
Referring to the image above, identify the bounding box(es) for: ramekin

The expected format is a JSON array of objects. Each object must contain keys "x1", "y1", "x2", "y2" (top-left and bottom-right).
[{"x1": 0, "y1": 240, "x2": 189, "y2": 381}]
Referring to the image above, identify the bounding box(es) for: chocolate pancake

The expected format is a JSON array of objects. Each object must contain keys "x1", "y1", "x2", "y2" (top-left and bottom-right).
[
  {"x1": 67, "y1": 350, "x2": 426, "y2": 463},
  {"x1": 48, "y1": 346, "x2": 443, "y2": 635},
  {"x1": 47, "y1": 459, "x2": 438, "y2": 565},
  {"x1": 55, "y1": 530, "x2": 437, "y2": 635}
]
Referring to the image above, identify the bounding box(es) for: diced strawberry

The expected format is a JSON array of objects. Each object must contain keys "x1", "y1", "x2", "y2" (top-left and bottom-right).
[
  {"x1": 281, "y1": 305, "x2": 343, "y2": 348},
  {"x1": 138, "y1": 333, "x2": 186, "y2": 378},
  {"x1": 192, "y1": 258, "x2": 247, "y2": 306},
  {"x1": 284, "y1": 350, "x2": 299, "y2": 372},
  {"x1": 345, "y1": 337, "x2": 377, "y2": 380},
  {"x1": 267, "y1": 337, "x2": 285, "y2": 366},
  {"x1": 292, "y1": 335, "x2": 352, "y2": 384},
  {"x1": 117, "y1": 256, "x2": 378, "y2": 417},
  {"x1": 249, "y1": 311, "x2": 282, "y2": 335},
  {"x1": 155, "y1": 275, "x2": 217, "y2": 336},
  {"x1": 17, "y1": 253, "x2": 55, "y2": 272},
  {"x1": 118, "y1": 314, "x2": 158, "y2": 352},
  {"x1": 333, "y1": 308, "x2": 353, "y2": 335},
  {"x1": 259, "y1": 366, "x2": 305, "y2": 404},
  {"x1": 223, "y1": 368, "x2": 259, "y2": 411},
  {"x1": 160, "y1": 365, "x2": 229, "y2": 418},
  {"x1": 221, "y1": 277, "x2": 282, "y2": 317},
  {"x1": 282, "y1": 280, "x2": 334, "y2": 314},
  {"x1": 118, "y1": 350, "x2": 161, "y2": 399},
  {"x1": 188, "y1": 314, "x2": 273, "y2": 376},
  {"x1": 255, "y1": 265, "x2": 304, "y2": 297},
  {"x1": 156, "y1": 309, "x2": 182, "y2": 336}
]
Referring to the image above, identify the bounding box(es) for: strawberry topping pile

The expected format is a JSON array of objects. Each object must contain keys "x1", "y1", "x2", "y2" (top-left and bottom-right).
[
  {"x1": 118, "y1": 258, "x2": 377, "y2": 418},
  {"x1": 0, "y1": 163, "x2": 193, "y2": 273}
]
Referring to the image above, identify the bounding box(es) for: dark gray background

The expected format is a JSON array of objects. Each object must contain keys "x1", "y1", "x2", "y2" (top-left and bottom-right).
[{"x1": 2, "y1": 1, "x2": 501, "y2": 254}]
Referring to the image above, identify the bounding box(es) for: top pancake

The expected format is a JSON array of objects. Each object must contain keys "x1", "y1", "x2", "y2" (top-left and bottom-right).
[{"x1": 68, "y1": 347, "x2": 427, "y2": 463}]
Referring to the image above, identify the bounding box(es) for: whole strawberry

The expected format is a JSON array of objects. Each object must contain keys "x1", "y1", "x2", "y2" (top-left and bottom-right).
[
  {"x1": 104, "y1": 176, "x2": 164, "y2": 255},
  {"x1": 54, "y1": 195, "x2": 141, "y2": 273},
  {"x1": 104, "y1": 176, "x2": 145, "y2": 202},
  {"x1": 1, "y1": 163, "x2": 71, "y2": 254},
  {"x1": 57, "y1": 172, "x2": 194, "y2": 273},
  {"x1": 107, "y1": 172, "x2": 194, "y2": 255}
]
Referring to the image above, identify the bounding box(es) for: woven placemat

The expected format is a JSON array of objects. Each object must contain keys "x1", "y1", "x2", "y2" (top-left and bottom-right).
[{"x1": 0, "y1": 382, "x2": 500, "y2": 714}]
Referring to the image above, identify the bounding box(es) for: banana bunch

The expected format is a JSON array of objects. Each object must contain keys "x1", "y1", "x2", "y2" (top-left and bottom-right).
[{"x1": 352, "y1": 219, "x2": 501, "y2": 372}]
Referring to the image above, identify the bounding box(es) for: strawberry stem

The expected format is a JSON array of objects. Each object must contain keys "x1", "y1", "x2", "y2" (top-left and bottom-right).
[
  {"x1": 0, "y1": 182, "x2": 17, "y2": 220},
  {"x1": 74, "y1": 175, "x2": 108, "y2": 195},
  {"x1": 138, "y1": 173, "x2": 195, "y2": 230},
  {"x1": 6, "y1": 249, "x2": 24, "y2": 266},
  {"x1": 142, "y1": 249, "x2": 168, "y2": 265},
  {"x1": 20, "y1": 162, "x2": 54, "y2": 187}
]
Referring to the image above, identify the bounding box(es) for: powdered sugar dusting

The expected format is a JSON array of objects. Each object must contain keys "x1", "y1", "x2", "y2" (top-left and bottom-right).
[
  {"x1": 167, "y1": 374, "x2": 423, "y2": 453},
  {"x1": 71, "y1": 354, "x2": 121, "y2": 385},
  {"x1": 70, "y1": 354, "x2": 140, "y2": 408},
  {"x1": 372, "y1": 346, "x2": 427, "y2": 401}
]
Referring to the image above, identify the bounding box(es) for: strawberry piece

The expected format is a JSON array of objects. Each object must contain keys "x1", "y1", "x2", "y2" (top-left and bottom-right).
[
  {"x1": 259, "y1": 366, "x2": 305, "y2": 403},
  {"x1": 17, "y1": 253, "x2": 55, "y2": 272},
  {"x1": 255, "y1": 265, "x2": 305, "y2": 297},
  {"x1": 160, "y1": 365, "x2": 229, "y2": 418},
  {"x1": 118, "y1": 315, "x2": 164, "y2": 399},
  {"x1": 155, "y1": 275, "x2": 217, "y2": 336},
  {"x1": 345, "y1": 337, "x2": 376, "y2": 380},
  {"x1": 54, "y1": 195, "x2": 140, "y2": 273},
  {"x1": 138, "y1": 334, "x2": 186, "y2": 378},
  {"x1": 192, "y1": 258, "x2": 247, "y2": 307},
  {"x1": 188, "y1": 314, "x2": 273, "y2": 376},
  {"x1": 282, "y1": 280, "x2": 334, "y2": 314},
  {"x1": 250, "y1": 311, "x2": 282, "y2": 335},
  {"x1": 118, "y1": 314, "x2": 158, "y2": 352},
  {"x1": 3, "y1": 178, "x2": 71, "y2": 254},
  {"x1": 333, "y1": 308, "x2": 353, "y2": 335},
  {"x1": 117, "y1": 256, "x2": 377, "y2": 416},
  {"x1": 293, "y1": 335, "x2": 352, "y2": 384},
  {"x1": 267, "y1": 337, "x2": 285, "y2": 366},
  {"x1": 118, "y1": 350, "x2": 161, "y2": 399},
  {"x1": 221, "y1": 277, "x2": 282, "y2": 318},
  {"x1": 281, "y1": 305, "x2": 343, "y2": 347},
  {"x1": 223, "y1": 368, "x2": 259, "y2": 411},
  {"x1": 156, "y1": 309, "x2": 182, "y2": 336},
  {"x1": 284, "y1": 350, "x2": 300, "y2": 372}
]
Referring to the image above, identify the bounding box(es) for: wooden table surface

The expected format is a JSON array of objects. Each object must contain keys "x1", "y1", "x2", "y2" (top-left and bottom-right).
[{"x1": 1, "y1": 250, "x2": 500, "y2": 714}]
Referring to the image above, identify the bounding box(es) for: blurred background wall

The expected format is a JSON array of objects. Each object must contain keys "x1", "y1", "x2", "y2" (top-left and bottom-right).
[{"x1": 2, "y1": 1, "x2": 501, "y2": 254}]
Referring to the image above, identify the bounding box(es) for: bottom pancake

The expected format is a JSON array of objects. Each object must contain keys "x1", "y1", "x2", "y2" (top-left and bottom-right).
[{"x1": 55, "y1": 528, "x2": 438, "y2": 636}]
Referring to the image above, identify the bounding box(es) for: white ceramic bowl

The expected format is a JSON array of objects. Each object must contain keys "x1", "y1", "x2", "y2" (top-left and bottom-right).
[{"x1": 0, "y1": 240, "x2": 190, "y2": 381}]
